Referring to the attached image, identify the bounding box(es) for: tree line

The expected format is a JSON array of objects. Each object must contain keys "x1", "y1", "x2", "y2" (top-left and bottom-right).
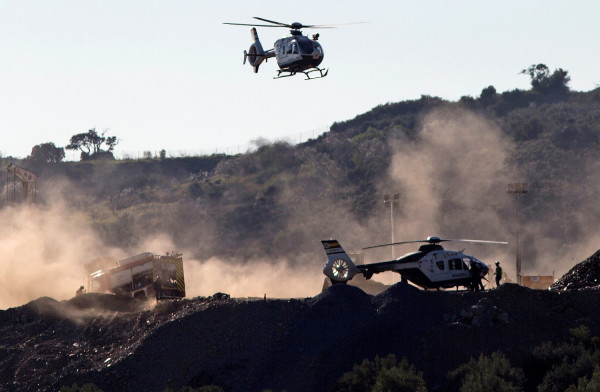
[{"x1": 24, "y1": 128, "x2": 119, "y2": 167}]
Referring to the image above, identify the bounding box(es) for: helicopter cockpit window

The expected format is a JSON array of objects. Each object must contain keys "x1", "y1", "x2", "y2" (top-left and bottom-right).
[
  {"x1": 298, "y1": 38, "x2": 315, "y2": 54},
  {"x1": 449, "y1": 259, "x2": 462, "y2": 270},
  {"x1": 461, "y1": 258, "x2": 469, "y2": 270},
  {"x1": 436, "y1": 260, "x2": 445, "y2": 270},
  {"x1": 287, "y1": 42, "x2": 298, "y2": 54},
  {"x1": 463, "y1": 258, "x2": 473, "y2": 269}
]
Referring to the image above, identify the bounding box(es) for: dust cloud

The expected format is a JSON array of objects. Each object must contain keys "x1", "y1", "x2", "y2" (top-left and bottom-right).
[
  {"x1": 139, "y1": 236, "x2": 325, "y2": 299},
  {"x1": 365, "y1": 108, "x2": 600, "y2": 280},
  {"x1": 382, "y1": 108, "x2": 515, "y2": 255},
  {"x1": 0, "y1": 202, "x2": 122, "y2": 310},
  {"x1": 0, "y1": 199, "x2": 324, "y2": 309},
  {"x1": 2, "y1": 108, "x2": 599, "y2": 309},
  {"x1": 184, "y1": 257, "x2": 323, "y2": 299}
]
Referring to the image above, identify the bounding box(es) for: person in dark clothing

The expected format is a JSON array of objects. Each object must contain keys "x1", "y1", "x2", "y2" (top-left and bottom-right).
[
  {"x1": 470, "y1": 262, "x2": 484, "y2": 291},
  {"x1": 153, "y1": 275, "x2": 163, "y2": 300},
  {"x1": 495, "y1": 261, "x2": 503, "y2": 287}
]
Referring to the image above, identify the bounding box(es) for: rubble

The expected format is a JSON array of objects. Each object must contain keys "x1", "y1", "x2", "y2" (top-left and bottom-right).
[
  {"x1": 550, "y1": 249, "x2": 600, "y2": 291},
  {"x1": 446, "y1": 297, "x2": 511, "y2": 327}
]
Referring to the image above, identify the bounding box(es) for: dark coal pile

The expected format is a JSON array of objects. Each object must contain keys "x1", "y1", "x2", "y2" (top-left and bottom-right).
[
  {"x1": 3, "y1": 284, "x2": 600, "y2": 392},
  {"x1": 550, "y1": 249, "x2": 600, "y2": 291}
]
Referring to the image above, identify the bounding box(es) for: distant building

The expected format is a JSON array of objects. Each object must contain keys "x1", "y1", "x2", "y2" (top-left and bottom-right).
[{"x1": 521, "y1": 275, "x2": 554, "y2": 290}]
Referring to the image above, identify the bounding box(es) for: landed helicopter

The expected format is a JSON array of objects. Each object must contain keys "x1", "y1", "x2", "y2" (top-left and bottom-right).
[
  {"x1": 223, "y1": 17, "x2": 360, "y2": 80},
  {"x1": 322, "y1": 236, "x2": 507, "y2": 291}
]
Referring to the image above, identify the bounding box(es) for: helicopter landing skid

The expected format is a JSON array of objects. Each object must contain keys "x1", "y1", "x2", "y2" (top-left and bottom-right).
[
  {"x1": 274, "y1": 67, "x2": 328, "y2": 80},
  {"x1": 303, "y1": 67, "x2": 328, "y2": 80}
]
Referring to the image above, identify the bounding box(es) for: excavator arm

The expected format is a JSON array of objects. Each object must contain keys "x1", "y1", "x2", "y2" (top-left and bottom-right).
[{"x1": 7, "y1": 163, "x2": 37, "y2": 203}]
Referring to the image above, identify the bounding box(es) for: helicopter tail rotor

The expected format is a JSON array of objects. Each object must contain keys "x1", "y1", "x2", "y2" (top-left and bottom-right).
[
  {"x1": 245, "y1": 28, "x2": 266, "y2": 73},
  {"x1": 322, "y1": 240, "x2": 359, "y2": 284}
]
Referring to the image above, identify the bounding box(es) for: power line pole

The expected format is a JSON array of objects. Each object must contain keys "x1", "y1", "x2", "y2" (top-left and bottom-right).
[{"x1": 507, "y1": 183, "x2": 528, "y2": 285}]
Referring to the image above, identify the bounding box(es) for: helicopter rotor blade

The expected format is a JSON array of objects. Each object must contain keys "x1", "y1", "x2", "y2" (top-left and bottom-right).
[
  {"x1": 307, "y1": 22, "x2": 368, "y2": 28},
  {"x1": 223, "y1": 22, "x2": 287, "y2": 27},
  {"x1": 442, "y1": 239, "x2": 509, "y2": 245},
  {"x1": 362, "y1": 237, "x2": 507, "y2": 250},
  {"x1": 362, "y1": 240, "x2": 427, "y2": 250},
  {"x1": 299, "y1": 25, "x2": 336, "y2": 29},
  {"x1": 225, "y1": 18, "x2": 366, "y2": 30},
  {"x1": 253, "y1": 17, "x2": 290, "y2": 27}
]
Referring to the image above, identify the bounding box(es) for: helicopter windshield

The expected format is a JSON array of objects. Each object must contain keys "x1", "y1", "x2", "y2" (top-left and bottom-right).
[{"x1": 297, "y1": 38, "x2": 313, "y2": 54}]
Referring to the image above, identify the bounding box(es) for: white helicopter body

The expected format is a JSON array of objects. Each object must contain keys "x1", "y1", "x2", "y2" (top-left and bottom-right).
[{"x1": 322, "y1": 237, "x2": 507, "y2": 291}]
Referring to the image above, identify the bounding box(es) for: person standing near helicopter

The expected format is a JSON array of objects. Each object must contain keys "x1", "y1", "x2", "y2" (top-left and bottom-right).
[
  {"x1": 495, "y1": 261, "x2": 503, "y2": 287},
  {"x1": 469, "y1": 261, "x2": 484, "y2": 291}
]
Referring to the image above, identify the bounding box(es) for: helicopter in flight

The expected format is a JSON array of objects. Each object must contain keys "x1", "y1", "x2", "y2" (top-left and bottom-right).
[
  {"x1": 223, "y1": 17, "x2": 360, "y2": 80},
  {"x1": 322, "y1": 236, "x2": 507, "y2": 291}
]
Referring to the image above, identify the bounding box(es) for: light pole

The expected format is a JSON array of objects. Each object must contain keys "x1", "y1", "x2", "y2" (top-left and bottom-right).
[
  {"x1": 383, "y1": 193, "x2": 400, "y2": 259},
  {"x1": 507, "y1": 183, "x2": 528, "y2": 285}
]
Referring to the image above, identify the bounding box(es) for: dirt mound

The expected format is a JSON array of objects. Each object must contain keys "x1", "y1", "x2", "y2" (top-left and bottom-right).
[
  {"x1": 4, "y1": 285, "x2": 600, "y2": 392},
  {"x1": 373, "y1": 281, "x2": 421, "y2": 307},
  {"x1": 550, "y1": 249, "x2": 600, "y2": 291},
  {"x1": 309, "y1": 283, "x2": 371, "y2": 307},
  {"x1": 66, "y1": 293, "x2": 142, "y2": 312}
]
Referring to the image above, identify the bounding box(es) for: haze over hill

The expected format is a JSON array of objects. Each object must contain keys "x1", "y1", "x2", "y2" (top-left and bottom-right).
[{"x1": 2, "y1": 71, "x2": 600, "y2": 308}]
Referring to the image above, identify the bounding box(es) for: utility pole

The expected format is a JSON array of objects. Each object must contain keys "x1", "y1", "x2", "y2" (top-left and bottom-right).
[
  {"x1": 507, "y1": 183, "x2": 528, "y2": 285},
  {"x1": 383, "y1": 193, "x2": 400, "y2": 259}
]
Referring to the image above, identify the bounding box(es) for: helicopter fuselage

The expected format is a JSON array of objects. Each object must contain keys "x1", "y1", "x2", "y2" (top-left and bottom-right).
[
  {"x1": 322, "y1": 240, "x2": 494, "y2": 291},
  {"x1": 224, "y1": 17, "x2": 341, "y2": 79},
  {"x1": 356, "y1": 244, "x2": 490, "y2": 290},
  {"x1": 273, "y1": 32, "x2": 324, "y2": 73}
]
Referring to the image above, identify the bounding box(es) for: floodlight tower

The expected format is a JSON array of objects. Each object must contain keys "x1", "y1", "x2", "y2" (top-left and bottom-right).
[
  {"x1": 507, "y1": 183, "x2": 528, "y2": 285},
  {"x1": 383, "y1": 193, "x2": 400, "y2": 259}
]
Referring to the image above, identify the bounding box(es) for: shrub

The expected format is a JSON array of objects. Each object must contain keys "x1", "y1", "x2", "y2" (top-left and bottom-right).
[
  {"x1": 566, "y1": 366, "x2": 600, "y2": 392},
  {"x1": 527, "y1": 326, "x2": 600, "y2": 392},
  {"x1": 448, "y1": 352, "x2": 524, "y2": 392},
  {"x1": 331, "y1": 354, "x2": 427, "y2": 392}
]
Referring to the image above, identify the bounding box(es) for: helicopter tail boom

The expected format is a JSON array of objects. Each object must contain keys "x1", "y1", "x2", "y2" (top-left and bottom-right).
[{"x1": 244, "y1": 27, "x2": 274, "y2": 73}]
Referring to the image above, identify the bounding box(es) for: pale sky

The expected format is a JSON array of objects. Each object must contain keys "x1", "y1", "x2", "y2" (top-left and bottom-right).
[{"x1": 1, "y1": 1, "x2": 599, "y2": 159}]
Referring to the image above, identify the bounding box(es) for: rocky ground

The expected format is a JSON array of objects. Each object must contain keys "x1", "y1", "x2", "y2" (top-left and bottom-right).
[
  {"x1": 3, "y1": 252, "x2": 600, "y2": 392},
  {"x1": 551, "y1": 249, "x2": 600, "y2": 291}
]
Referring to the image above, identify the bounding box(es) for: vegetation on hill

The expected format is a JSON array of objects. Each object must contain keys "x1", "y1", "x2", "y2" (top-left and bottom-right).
[
  {"x1": 1, "y1": 64, "x2": 599, "y2": 270},
  {"x1": 330, "y1": 326, "x2": 600, "y2": 392}
]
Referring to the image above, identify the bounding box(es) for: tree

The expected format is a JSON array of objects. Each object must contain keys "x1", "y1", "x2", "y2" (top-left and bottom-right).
[
  {"x1": 66, "y1": 128, "x2": 118, "y2": 160},
  {"x1": 28, "y1": 142, "x2": 65, "y2": 165},
  {"x1": 480, "y1": 85, "x2": 497, "y2": 107},
  {"x1": 521, "y1": 64, "x2": 570, "y2": 95}
]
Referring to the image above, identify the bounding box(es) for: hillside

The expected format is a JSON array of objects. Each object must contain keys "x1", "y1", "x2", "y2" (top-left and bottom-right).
[
  {"x1": 2, "y1": 74, "x2": 600, "y2": 391},
  {"x1": 1, "y1": 79, "x2": 600, "y2": 302},
  {"x1": 3, "y1": 87, "x2": 600, "y2": 265}
]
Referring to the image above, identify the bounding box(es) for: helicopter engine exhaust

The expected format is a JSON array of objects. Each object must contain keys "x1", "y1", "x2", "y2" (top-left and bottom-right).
[{"x1": 244, "y1": 28, "x2": 266, "y2": 73}]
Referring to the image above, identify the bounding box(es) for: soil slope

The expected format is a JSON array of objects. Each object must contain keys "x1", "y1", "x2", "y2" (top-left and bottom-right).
[{"x1": 2, "y1": 280, "x2": 600, "y2": 392}]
